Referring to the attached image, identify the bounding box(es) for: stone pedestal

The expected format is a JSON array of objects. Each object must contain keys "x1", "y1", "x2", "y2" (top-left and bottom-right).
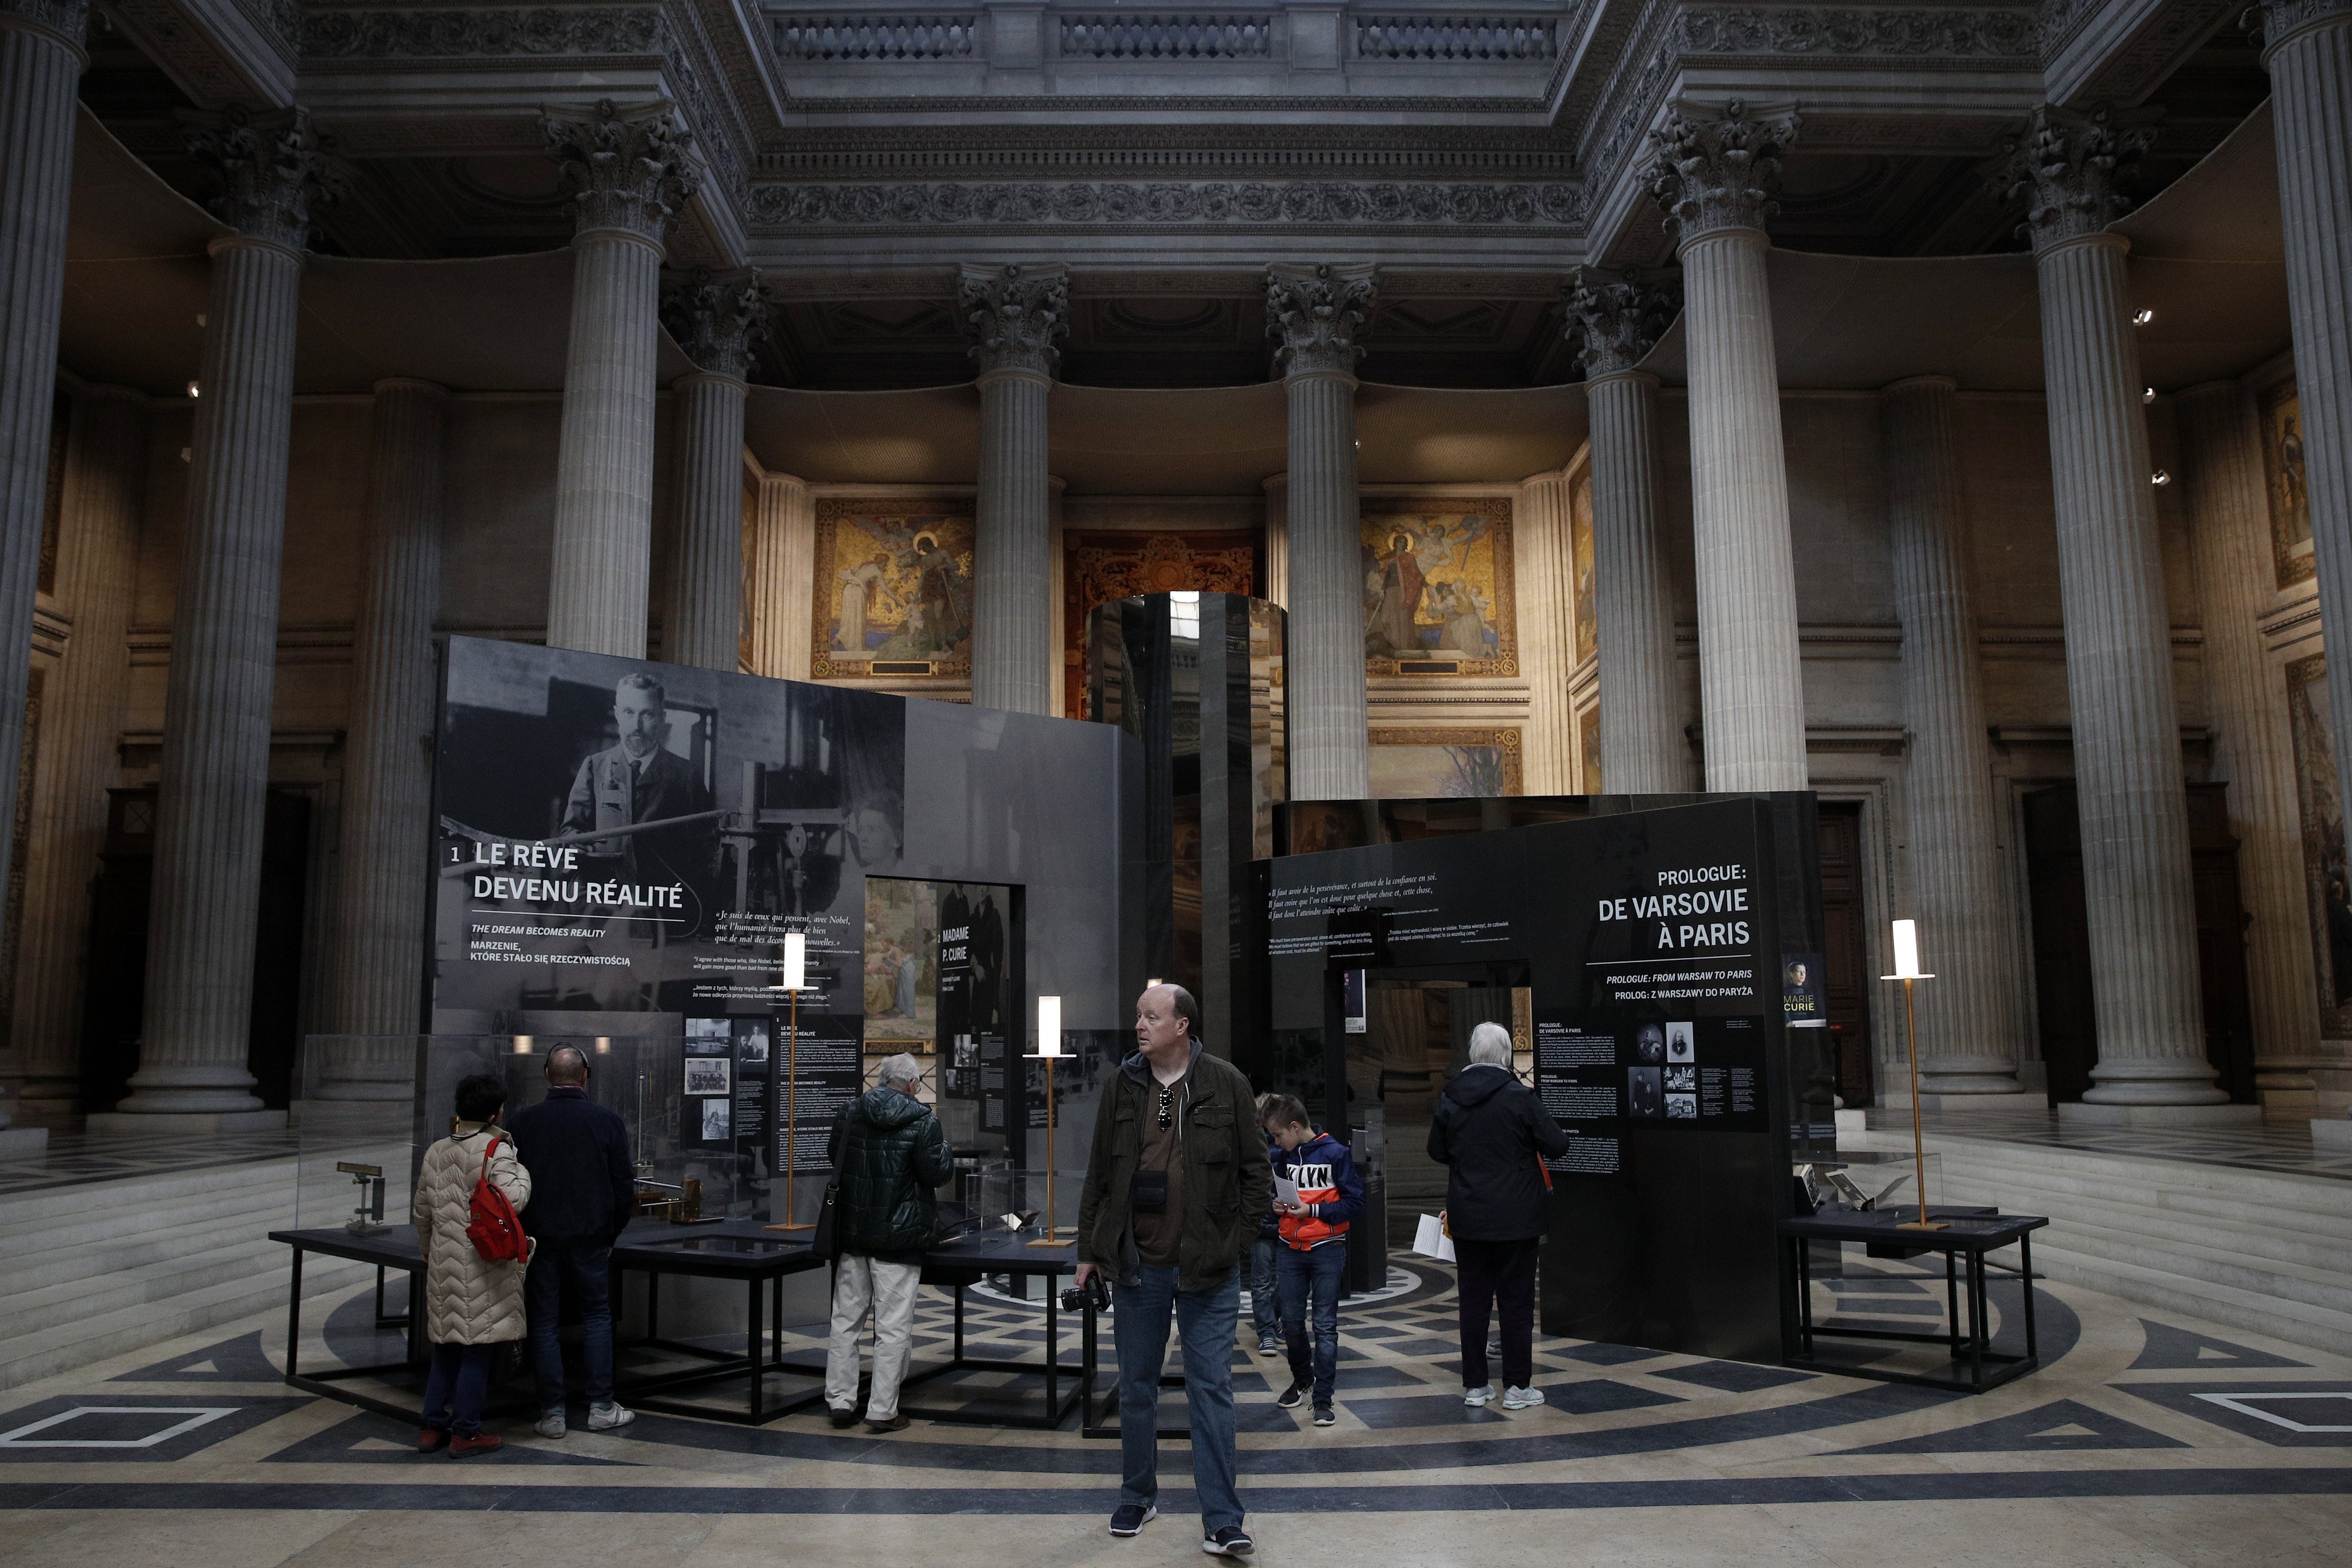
[
  {"x1": 543, "y1": 101, "x2": 694, "y2": 659},
  {"x1": 1882, "y1": 376, "x2": 2027, "y2": 1095},
  {"x1": 1647, "y1": 104, "x2": 1808, "y2": 792},
  {"x1": 2004, "y1": 104, "x2": 2227, "y2": 1112},
  {"x1": 1267, "y1": 263, "x2": 1377, "y2": 802},
  {"x1": 960, "y1": 263, "x2": 1066, "y2": 715},
  {"x1": 123, "y1": 110, "x2": 319, "y2": 1118},
  {"x1": 662, "y1": 271, "x2": 763, "y2": 671}
]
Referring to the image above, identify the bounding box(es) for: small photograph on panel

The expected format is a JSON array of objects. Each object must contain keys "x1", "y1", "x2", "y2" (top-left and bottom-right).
[
  {"x1": 1627, "y1": 1066, "x2": 1663, "y2": 1119},
  {"x1": 736, "y1": 1020, "x2": 770, "y2": 1066},
  {"x1": 686, "y1": 1016, "x2": 731, "y2": 1055},
  {"x1": 684, "y1": 1057, "x2": 731, "y2": 1097},
  {"x1": 1665, "y1": 1021, "x2": 1695, "y2": 1063},
  {"x1": 1665, "y1": 1093, "x2": 1698, "y2": 1120},
  {"x1": 701, "y1": 1097, "x2": 732, "y2": 1141},
  {"x1": 1664, "y1": 1064, "x2": 1696, "y2": 1093},
  {"x1": 1635, "y1": 1022, "x2": 1665, "y2": 1064}
]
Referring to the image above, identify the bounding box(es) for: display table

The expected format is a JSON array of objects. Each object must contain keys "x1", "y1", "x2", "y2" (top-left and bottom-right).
[
  {"x1": 897, "y1": 1230, "x2": 1089, "y2": 1430},
  {"x1": 1780, "y1": 1206, "x2": 2048, "y2": 1393},
  {"x1": 608, "y1": 1221, "x2": 829, "y2": 1424}
]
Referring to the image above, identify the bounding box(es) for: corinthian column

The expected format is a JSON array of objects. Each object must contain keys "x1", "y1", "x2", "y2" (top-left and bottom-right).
[
  {"x1": 0, "y1": 0, "x2": 88, "y2": 986},
  {"x1": 2259, "y1": 1, "x2": 2352, "y2": 829},
  {"x1": 1266, "y1": 263, "x2": 1377, "y2": 800},
  {"x1": 1569, "y1": 266, "x2": 1691, "y2": 793},
  {"x1": 2178, "y1": 379, "x2": 2324, "y2": 1106},
  {"x1": 662, "y1": 270, "x2": 763, "y2": 671},
  {"x1": 960, "y1": 263, "x2": 1066, "y2": 713},
  {"x1": 543, "y1": 100, "x2": 695, "y2": 659},
  {"x1": 317, "y1": 381, "x2": 445, "y2": 1100},
  {"x1": 1647, "y1": 102, "x2": 1808, "y2": 792},
  {"x1": 1882, "y1": 376, "x2": 2028, "y2": 1097},
  {"x1": 1999, "y1": 104, "x2": 2227, "y2": 1114},
  {"x1": 110, "y1": 108, "x2": 321, "y2": 1125},
  {"x1": 745, "y1": 470, "x2": 813, "y2": 681},
  {"x1": 10, "y1": 385, "x2": 143, "y2": 1123}
]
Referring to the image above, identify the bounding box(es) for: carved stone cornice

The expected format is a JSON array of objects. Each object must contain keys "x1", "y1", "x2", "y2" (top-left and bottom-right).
[
  {"x1": 0, "y1": 0, "x2": 88, "y2": 49},
  {"x1": 661, "y1": 269, "x2": 766, "y2": 381},
  {"x1": 1678, "y1": 6, "x2": 2040, "y2": 57},
  {"x1": 1566, "y1": 266, "x2": 1681, "y2": 378},
  {"x1": 2250, "y1": 0, "x2": 2352, "y2": 56},
  {"x1": 1265, "y1": 263, "x2": 1379, "y2": 379},
  {"x1": 1991, "y1": 102, "x2": 2160, "y2": 255},
  {"x1": 958, "y1": 263, "x2": 1070, "y2": 379},
  {"x1": 1645, "y1": 101, "x2": 1802, "y2": 244},
  {"x1": 300, "y1": 6, "x2": 664, "y2": 59},
  {"x1": 748, "y1": 180, "x2": 1581, "y2": 228},
  {"x1": 179, "y1": 105, "x2": 328, "y2": 253},
  {"x1": 542, "y1": 98, "x2": 698, "y2": 244}
]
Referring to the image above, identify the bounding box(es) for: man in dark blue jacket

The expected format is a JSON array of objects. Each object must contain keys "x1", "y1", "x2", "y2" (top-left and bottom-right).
[{"x1": 506, "y1": 1045, "x2": 639, "y2": 1438}]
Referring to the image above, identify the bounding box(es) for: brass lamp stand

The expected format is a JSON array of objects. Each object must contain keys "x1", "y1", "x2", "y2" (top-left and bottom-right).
[
  {"x1": 771, "y1": 930, "x2": 814, "y2": 1231},
  {"x1": 1025, "y1": 994, "x2": 1074, "y2": 1248},
  {"x1": 1881, "y1": 919, "x2": 1945, "y2": 1232}
]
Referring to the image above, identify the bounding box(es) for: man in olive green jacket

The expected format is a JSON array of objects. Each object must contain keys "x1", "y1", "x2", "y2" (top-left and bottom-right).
[{"x1": 1075, "y1": 985, "x2": 1271, "y2": 1555}]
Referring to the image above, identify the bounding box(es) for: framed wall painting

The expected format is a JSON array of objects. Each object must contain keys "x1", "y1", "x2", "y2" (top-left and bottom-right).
[
  {"x1": 1360, "y1": 497, "x2": 1517, "y2": 678},
  {"x1": 1367, "y1": 727, "x2": 1523, "y2": 799},
  {"x1": 811, "y1": 498, "x2": 976, "y2": 680}
]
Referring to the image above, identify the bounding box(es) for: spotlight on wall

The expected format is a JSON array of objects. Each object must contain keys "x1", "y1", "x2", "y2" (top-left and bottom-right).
[
  {"x1": 2151, "y1": 469, "x2": 2172, "y2": 486},
  {"x1": 513, "y1": 1035, "x2": 534, "y2": 1055},
  {"x1": 2143, "y1": 386, "x2": 2155, "y2": 403},
  {"x1": 2132, "y1": 308, "x2": 2155, "y2": 325},
  {"x1": 185, "y1": 380, "x2": 200, "y2": 399}
]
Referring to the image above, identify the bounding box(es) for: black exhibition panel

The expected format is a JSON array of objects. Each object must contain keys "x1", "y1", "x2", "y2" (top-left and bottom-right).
[{"x1": 1258, "y1": 793, "x2": 1830, "y2": 1364}]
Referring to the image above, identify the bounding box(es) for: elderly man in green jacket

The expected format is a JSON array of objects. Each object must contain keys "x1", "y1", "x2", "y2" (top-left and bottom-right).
[
  {"x1": 823, "y1": 1052, "x2": 951, "y2": 1434},
  {"x1": 1075, "y1": 984, "x2": 1272, "y2": 1557}
]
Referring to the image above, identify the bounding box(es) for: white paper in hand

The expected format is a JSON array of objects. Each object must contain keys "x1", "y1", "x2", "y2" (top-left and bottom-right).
[
  {"x1": 1274, "y1": 1173, "x2": 1301, "y2": 1208},
  {"x1": 1413, "y1": 1212, "x2": 1456, "y2": 1263}
]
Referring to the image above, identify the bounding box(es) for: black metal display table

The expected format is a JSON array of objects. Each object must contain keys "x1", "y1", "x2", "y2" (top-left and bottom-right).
[
  {"x1": 1780, "y1": 1206, "x2": 2048, "y2": 1393},
  {"x1": 898, "y1": 1231, "x2": 1090, "y2": 1430},
  {"x1": 272, "y1": 1227, "x2": 430, "y2": 1421}
]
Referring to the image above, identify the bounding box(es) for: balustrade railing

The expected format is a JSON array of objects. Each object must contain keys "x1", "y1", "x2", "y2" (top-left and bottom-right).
[
  {"x1": 1355, "y1": 15, "x2": 1557, "y2": 59},
  {"x1": 775, "y1": 15, "x2": 981, "y2": 59},
  {"x1": 1059, "y1": 15, "x2": 1276, "y2": 57}
]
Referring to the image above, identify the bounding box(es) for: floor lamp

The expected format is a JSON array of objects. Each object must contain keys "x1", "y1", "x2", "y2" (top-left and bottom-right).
[
  {"x1": 1025, "y1": 994, "x2": 1074, "y2": 1248},
  {"x1": 1881, "y1": 919, "x2": 1946, "y2": 1232},
  {"x1": 771, "y1": 931, "x2": 814, "y2": 1232}
]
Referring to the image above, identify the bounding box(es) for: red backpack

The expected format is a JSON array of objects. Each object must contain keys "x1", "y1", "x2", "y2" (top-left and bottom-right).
[{"x1": 464, "y1": 1136, "x2": 528, "y2": 1263}]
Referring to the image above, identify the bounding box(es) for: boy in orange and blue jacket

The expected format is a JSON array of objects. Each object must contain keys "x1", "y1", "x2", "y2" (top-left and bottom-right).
[{"x1": 1261, "y1": 1094, "x2": 1365, "y2": 1426}]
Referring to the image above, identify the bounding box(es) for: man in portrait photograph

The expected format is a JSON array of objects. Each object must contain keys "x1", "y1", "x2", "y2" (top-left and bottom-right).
[{"x1": 563, "y1": 675, "x2": 719, "y2": 901}]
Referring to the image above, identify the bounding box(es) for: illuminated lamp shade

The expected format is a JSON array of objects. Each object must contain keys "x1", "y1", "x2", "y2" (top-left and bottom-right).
[
  {"x1": 782, "y1": 931, "x2": 806, "y2": 991},
  {"x1": 1885, "y1": 919, "x2": 1933, "y2": 981},
  {"x1": 1037, "y1": 995, "x2": 1066, "y2": 1057}
]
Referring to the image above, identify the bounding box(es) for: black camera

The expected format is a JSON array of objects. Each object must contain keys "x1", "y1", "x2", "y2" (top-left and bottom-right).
[{"x1": 1059, "y1": 1273, "x2": 1109, "y2": 1314}]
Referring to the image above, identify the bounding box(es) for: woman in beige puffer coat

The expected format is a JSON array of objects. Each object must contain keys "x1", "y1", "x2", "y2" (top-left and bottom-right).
[{"x1": 411, "y1": 1072, "x2": 533, "y2": 1455}]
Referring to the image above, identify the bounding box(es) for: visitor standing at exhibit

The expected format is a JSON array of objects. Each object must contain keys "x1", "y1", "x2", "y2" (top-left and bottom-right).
[
  {"x1": 1075, "y1": 984, "x2": 1271, "y2": 1556},
  {"x1": 412, "y1": 1074, "x2": 533, "y2": 1456},
  {"x1": 506, "y1": 1046, "x2": 638, "y2": 1438},
  {"x1": 824, "y1": 1053, "x2": 953, "y2": 1434},
  {"x1": 1429, "y1": 1022, "x2": 1570, "y2": 1410},
  {"x1": 1262, "y1": 1095, "x2": 1364, "y2": 1427}
]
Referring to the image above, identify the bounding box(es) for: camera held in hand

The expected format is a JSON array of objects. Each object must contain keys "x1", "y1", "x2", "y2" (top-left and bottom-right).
[{"x1": 1059, "y1": 1272, "x2": 1109, "y2": 1314}]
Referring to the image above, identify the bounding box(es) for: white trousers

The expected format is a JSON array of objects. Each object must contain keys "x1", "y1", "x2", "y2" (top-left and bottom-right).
[{"x1": 824, "y1": 1254, "x2": 922, "y2": 1420}]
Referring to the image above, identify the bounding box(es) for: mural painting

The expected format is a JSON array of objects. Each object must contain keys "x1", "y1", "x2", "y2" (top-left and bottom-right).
[
  {"x1": 1367, "y1": 728, "x2": 1522, "y2": 799},
  {"x1": 1579, "y1": 705, "x2": 1602, "y2": 794},
  {"x1": 862, "y1": 875, "x2": 938, "y2": 1050},
  {"x1": 2286, "y1": 655, "x2": 2352, "y2": 1030},
  {"x1": 1063, "y1": 529, "x2": 1257, "y2": 717},
  {"x1": 811, "y1": 498, "x2": 976, "y2": 679},
  {"x1": 1360, "y1": 497, "x2": 1516, "y2": 677},
  {"x1": 1571, "y1": 468, "x2": 1597, "y2": 666},
  {"x1": 2264, "y1": 379, "x2": 2313, "y2": 589}
]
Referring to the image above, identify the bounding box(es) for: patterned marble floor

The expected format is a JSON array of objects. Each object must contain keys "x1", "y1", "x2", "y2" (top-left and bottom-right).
[{"x1": 2, "y1": 1251, "x2": 2347, "y2": 1566}]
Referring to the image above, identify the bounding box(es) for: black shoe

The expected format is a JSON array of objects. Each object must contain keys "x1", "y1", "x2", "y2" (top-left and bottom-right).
[
  {"x1": 1313, "y1": 1405, "x2": 1336, "y2": 1426},
  {"x1": 1203, "y1": 1525, "x2": 1256, "y2": 1556},
  {"x1": 1109, "y1": 1503, "x2": 1158, "y2": 1537},
  {"x1": 865, "y1": 1413, "x2": 910, "y2": 1434},
  {"x1": 827, "y1": 1405, "x2": 860, "y2": 1429},
  {"x1": 1274, "y1": 1382, "x2": 1305, "y2": 1409}
]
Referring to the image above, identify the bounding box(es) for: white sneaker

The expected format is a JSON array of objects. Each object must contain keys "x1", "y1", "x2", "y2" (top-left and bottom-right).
[
  {"x1": 587, "y1": 1401, "x2": 636, "y2": 1431},
  {"x1": 1462, "y1": 1384, "x2": 1495, "y2": 1407},
  {"x1": 1500, "y1": 1385, "x2": 1545, "y2": 1410},
  {"x1": 534, "y1": 1410, "x2": 567, "y2": 1439}
]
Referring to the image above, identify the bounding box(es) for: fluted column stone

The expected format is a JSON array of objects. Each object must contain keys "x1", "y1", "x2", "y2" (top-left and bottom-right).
[
  {"x1": 0, "y1": 4, "x2": 88, "y2": 1084},
  {"x1": 9, "y1": 385, "x2": 143, "y2": 1121},
  {"x1": 2000, "y1": 104, "x2": 2226, "y2": 1112},
  {"x1": 316, "y1": 380, "x2": 445, "y2": 1100},
  {"x1": 1569, "y1": 266, "x2": 1691, "y2": 793},
  {"x1": 662, "y1": 270, "x2": 762, "y2": 671},
  {"x1": 1516, "y1": 468, "x2": 1575, "y2": 794},
  {"x1": 115, "y1": 108, "x2": 321, "y2": 1121},
  {"x1": 2179, "y1": 379, "x2": 2325, "y2": 1104},
  {"x1": 1261, "y1": 474, "x2": 1288, "y2": 608},
  {"x1": 960, "y1": 263, "x2": 1065, "y2": 714},
  {"x1": 1647, "y1": 105, "x2": 1809, "y2": 791},
  {"x1": 746, "y1": 470, "x2": 813, "y2": 681},
  {"x1": 1267, "y1": 263, "x2": 1377, "y2": 802},
  {"x1": 2260, "y1": 1, "x2": 2352, "y2": 843},
  {"x1": 543, "y1": 101, "x2": 694, "y2": 659},
  {"x1": 1882, "y1": 376, "x2": 2028, "y2": 1096}
]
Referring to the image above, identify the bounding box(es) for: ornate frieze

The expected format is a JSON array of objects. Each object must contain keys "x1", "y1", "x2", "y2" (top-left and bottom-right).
[
  {"x1": 1990, "y1": 102, "x2": 2159, "y2": 253},
  {"x1": 748, "y1": 180, "x2": 1581, "y2": 226},
  {"x1": 662, "y1": 270, "x2": 767, "y2": 379},
  {"x1": 958, "y1": 263, "x2": 1071, "y2": 378},
  {"x1": 542, "y1": 98, "x2": 699, "y2": 243},
  {"x1": 1565, "y1": 266, "x2": 1680, "y2": 378},
  {"x1": 1645, "y1": 101, "x2": 1802, "y2": 242},
  {"x1": 179, "y1": 105, "x2": 330, "y2": 251},
  {"x1": 0, "y1": 0, "x2": 89, "y2": 47},
  {"x1": 1677, "y1": 6, "x2": 2039, "y2": 56},
  {"x1": 1265, "y1": 263, "x2": 1379, "y2": 378},
  {"x1": 300, "y1": 6, "x2": 663, "y2": 57}
]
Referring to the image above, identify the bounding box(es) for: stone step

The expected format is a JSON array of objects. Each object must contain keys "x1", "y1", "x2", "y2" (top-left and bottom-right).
[
  {"x1": 2025, "y1": 1236, "x2": 2352, "y2": 1360},
  {"x1": 0, "y1": 1179, "x2": 303, "y2": 1261},
  {"x1": 0, "y1": 1251, "x2": 371, "y2": 1393},
  {"x1": 0, "y1": 1158, "x2": 304, "y2": 1230},
  {"x1": 0, "y1": 1194, "x2": 312, "y2": 1298},
  {"x1": 2, "y1": 1236, "x2": 315, "y2": 1340},
  {"x1": 1913, "y1": 1132, "x2": 2351, "y2": 1216},
  {"x1": 1935, "y1": 1166, "x2": 2352, "y2": 1279},
  {"x1": 1983, "y1": 1200, "x2": 2352, "y2": 1319}
]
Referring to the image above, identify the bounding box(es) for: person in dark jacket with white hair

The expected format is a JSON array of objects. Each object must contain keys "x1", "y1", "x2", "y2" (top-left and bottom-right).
[
  {"x1": 1428, "y1": 1021, "x2": 1570, "y2": 1411},
  {"x1": 823, "y1": 1053, "x2": 952, "y2": 1434}
]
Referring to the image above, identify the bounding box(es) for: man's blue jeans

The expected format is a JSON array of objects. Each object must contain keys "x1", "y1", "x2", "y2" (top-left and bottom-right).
[
  {"x1": 420, "y1": 1342, "x2": 494, "y2": 1435},
  {"x1": 526, "y1": 1241, "x2": 614, "y2": 1413},
  {"x1": 1248, "y1": 1237, "x2": 1280, "y2": 1339},
  {"x1": 1112, "y1": 1262, "x2": 1243, "y2": 1533},
  {"x1": 1277, "y1": 1239, "x2": 1346, "y2": 1406}
]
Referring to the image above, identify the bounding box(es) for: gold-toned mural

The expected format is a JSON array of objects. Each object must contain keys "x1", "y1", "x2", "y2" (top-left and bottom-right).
[
  {"x1": 2264, "y1": 379, "x2": 2313, "y2": 589},
  {"x1": 1367, "y1": 728, "x2": 1522, "y2": 799},
  {"x1": 810, "y1": 498, "x2": 976, "y2": 679},
  {"x1": 1062, "y1": 530, "x2": 1257, "y2": 718},
  {"x1": 1571, "y1": 469, "x2": 1596, "y2": 666},
  {"x1": 1578, "y1": 705, "x2": 1602, "y2": 794},
  {"x1": 1360, "y1": 498, "x2": 1516, "y2": 677},
  {"x1": 2287, "y1": 655, "x2": 2352, "y2": 1031}
]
